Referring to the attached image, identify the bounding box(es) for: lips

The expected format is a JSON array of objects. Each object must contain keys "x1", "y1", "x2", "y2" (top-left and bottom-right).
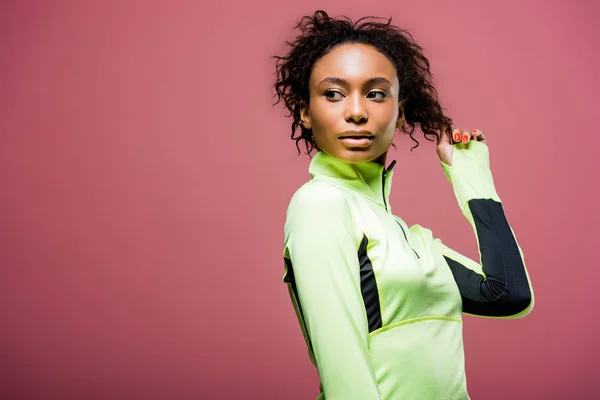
[
  {"x1": 339, "y1": 130, "x2": 375, "y2": 139},
  {"x1": 339, "y1": 130, "x2": 375, "y2": 148}
]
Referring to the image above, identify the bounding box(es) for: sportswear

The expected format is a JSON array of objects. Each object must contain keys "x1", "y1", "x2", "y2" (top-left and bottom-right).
[{"x1": 282, "y1": 141, "x2": 534, "y2": 399}]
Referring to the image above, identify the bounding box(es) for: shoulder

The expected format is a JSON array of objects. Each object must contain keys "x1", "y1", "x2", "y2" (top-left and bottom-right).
[
  {"x1": 287, "y1": 180, "x2": 351, "y2": 214},
  {"x1": 285, "y1": 180, "x2": 356, "y2": 227}
]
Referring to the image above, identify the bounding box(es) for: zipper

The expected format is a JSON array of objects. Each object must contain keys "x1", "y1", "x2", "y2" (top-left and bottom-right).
[
  {"x1": 396, "y1": 221, "x2": 420, "y2": 259},
  {"x1": 381, "y1": 160, "x2": 419, "y2": 259},
  {"x1": 382, "y1": 160, "x2": 396, "y2": 212}
]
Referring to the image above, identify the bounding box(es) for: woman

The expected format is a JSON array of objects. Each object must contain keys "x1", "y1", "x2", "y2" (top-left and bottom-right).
[{"x1": 273, "y1": 10, "x2": 534, "y2": 400}]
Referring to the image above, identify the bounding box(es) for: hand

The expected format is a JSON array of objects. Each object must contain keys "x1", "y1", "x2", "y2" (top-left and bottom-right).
[{"x1": 436, "y1": 127, "x2": 487, "y2": 166}]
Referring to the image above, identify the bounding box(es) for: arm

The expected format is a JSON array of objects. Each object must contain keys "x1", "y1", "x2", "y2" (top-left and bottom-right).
[
  {"x1": 283, "y1": 184, "x2": 380, "y2": 399},
  {"x1": 434, "y1": 140, "x2": 534, "y2": 318}
]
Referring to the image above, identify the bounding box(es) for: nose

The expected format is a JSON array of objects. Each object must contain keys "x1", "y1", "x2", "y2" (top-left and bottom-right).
[{"x1": 344, "y1": 94, "x2": 368, "y2": 124}]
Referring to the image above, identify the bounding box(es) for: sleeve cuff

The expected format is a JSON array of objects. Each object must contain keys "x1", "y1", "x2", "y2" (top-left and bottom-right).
[{"x1": 440, "y1": 141, "x2": 501, "y2": 213}]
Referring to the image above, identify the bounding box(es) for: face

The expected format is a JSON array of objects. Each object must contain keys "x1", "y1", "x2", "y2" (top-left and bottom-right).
[{"x1": 300, "y1": 43, "x2": 404, "y2": 165}]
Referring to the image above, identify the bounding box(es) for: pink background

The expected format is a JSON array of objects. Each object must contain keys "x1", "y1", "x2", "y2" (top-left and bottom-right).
[{"x1": 1, "y1": 0, "x2": 599, "y2": 398}]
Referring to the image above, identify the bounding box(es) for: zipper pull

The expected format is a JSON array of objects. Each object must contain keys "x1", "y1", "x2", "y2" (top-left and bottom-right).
[
  {"x1": 385, "y1": 160, "x2": 397, "y2": 175},
  {"x1": 382, "y1": 160, "x2": 397, "y2": 212}
]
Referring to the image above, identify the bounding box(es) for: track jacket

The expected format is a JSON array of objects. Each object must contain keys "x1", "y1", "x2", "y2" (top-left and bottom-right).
[{"x1": 282, "y1": 141, "x2": 534, "y2": 400}]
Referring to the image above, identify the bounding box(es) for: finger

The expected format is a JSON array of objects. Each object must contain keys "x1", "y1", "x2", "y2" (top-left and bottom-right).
[
  {"x1": 471, "y1": 129, "x2": 486, "y2": 142},
  {"x1": 461, "y1": 129, "x2": 470, "y2": 144},
  {"x1": 452, "y1": 128, "x2": 462, "y2": 144}
]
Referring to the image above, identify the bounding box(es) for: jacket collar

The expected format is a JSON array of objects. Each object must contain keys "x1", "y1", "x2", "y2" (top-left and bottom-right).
[{"x1": 308, "y1": 150, "x2": 396, "y2": 211}]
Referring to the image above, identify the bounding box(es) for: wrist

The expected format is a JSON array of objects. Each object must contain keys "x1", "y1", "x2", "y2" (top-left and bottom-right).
[{"x1": 441, "y1": 141, "x2": 501, "y2": 211}]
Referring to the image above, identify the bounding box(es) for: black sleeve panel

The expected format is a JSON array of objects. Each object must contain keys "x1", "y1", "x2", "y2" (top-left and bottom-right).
[{"x1": 444, "y1": 199, "x2": 532, "y2": 317}]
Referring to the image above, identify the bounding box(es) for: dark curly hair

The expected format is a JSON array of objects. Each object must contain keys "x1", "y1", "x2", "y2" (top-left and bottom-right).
[{"x1": 272, "y1": 10, "x2": 453, "y2": 155}]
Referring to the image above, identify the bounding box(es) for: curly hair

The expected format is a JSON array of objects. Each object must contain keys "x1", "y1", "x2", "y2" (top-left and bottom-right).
[{"x1": 272, "y1": 10, "x2": 453, "y2": 156}]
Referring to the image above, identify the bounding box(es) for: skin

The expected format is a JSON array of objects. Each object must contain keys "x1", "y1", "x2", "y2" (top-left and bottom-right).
[{"x1": 300, "y1": 43, "x2": 487, "y2": 167}]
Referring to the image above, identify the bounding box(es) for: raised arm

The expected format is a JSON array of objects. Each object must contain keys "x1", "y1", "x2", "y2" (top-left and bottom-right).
[
  {"x1": 283, "y1": 184, "x2": 381, "y2": 399},
  {"x1": 434, "y1": 139, "x2": 534, "y2": 318}
]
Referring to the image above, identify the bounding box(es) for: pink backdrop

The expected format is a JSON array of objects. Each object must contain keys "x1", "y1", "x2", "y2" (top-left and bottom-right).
[{"x1": 1, "y1": 0, "x2": 599, "y2": 398}]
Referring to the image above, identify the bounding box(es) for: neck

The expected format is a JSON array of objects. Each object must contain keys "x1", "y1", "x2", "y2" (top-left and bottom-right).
[{"x1": 373, "y1": 150, "x2": 388, "y2": 166}]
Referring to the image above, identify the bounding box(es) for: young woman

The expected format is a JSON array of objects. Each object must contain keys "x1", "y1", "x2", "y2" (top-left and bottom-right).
[{"x1": 273, "y1": 10, "x2": 534, "y2": 400}]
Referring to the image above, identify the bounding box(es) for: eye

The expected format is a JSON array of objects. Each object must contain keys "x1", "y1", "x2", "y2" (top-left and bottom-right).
[
  {"x1": 367, "y1": 90, "x2": 387, "y2": 100},
  {"x1": 324, "y1": 90, "x2": 344, "y2": 101}
]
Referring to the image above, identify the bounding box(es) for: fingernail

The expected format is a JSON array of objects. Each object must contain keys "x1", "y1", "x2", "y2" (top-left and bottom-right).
[
  {"x1": 462, "y1": 135, "x2": 469, "y2": 143},
  {"x1": 453, "y1": 133, "x2": 461, "y2": 142}
]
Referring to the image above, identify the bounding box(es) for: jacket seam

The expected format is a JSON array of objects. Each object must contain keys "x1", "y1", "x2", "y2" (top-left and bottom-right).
[{"x1": 368, "y1": 315, "x2": 462, "y2": 338}]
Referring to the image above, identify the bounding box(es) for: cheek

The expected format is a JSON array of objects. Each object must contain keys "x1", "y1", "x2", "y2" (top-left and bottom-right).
[
  {"x1": 310, "y1": 103, "x2": 338, "y2": 130},
  {"x1": 378, "y1": 106, "x2": 400, "y2": 131}
]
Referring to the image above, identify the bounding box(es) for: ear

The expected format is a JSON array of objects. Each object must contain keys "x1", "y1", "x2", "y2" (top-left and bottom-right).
[
  {"x1": 396, "y1": 101, "x2": 405, "y2": 129},
  {"x1": 299, "y1": 101, "x2": 312, "y2": 129}
]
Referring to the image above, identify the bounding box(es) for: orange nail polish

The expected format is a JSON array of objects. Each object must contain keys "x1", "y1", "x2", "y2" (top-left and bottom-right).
[
  {"x1": 453, "y1": 133, "x2": 461, "y2": 142},
  {"x1": 462, "y1": 135, "x2": 469, "y2": 143}
]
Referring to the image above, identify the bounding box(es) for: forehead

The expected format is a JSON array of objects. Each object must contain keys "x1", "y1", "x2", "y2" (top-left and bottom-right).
[{"x1": 310, "y1": 43, "x2": 398, "y2": 86}]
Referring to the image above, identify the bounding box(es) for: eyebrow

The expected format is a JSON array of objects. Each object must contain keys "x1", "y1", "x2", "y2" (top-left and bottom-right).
[{"x1": 317, "y1": 76, "x2": 393, "y2": 87}]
